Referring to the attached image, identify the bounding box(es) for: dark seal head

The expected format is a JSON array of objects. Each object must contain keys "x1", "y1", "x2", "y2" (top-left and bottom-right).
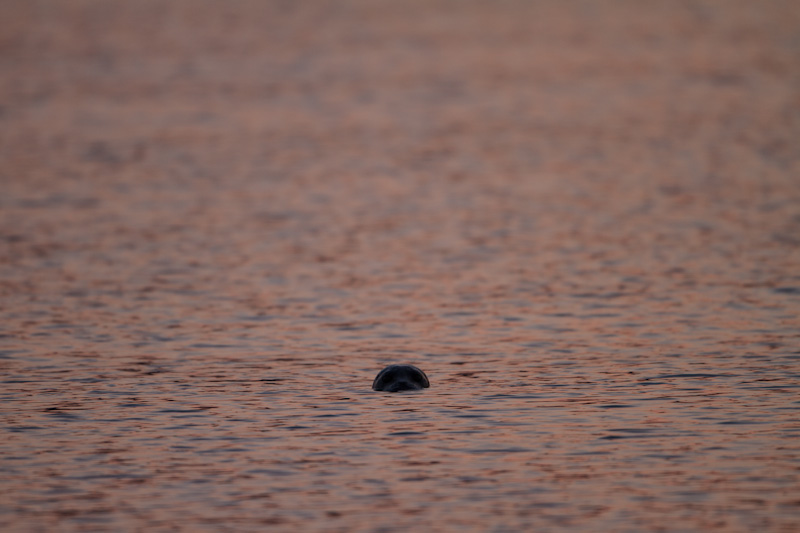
[{"x1": 372, "y1": 364, "x2": 430, "y2": 392}]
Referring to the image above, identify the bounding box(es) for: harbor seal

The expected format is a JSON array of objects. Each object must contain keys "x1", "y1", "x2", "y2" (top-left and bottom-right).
[{"x1": 372, "y1": 364, "x2": 430, "y2": 392}]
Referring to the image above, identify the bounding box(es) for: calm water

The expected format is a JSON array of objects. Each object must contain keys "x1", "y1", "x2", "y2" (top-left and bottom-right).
[{"x1": 1, "y1": 1, "x2": 799, "y2": 531}]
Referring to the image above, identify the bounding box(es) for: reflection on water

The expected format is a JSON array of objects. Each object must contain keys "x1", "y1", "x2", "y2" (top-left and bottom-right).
[{"x1": 1, "y1": 0, "x2": 799, "y2": 531}]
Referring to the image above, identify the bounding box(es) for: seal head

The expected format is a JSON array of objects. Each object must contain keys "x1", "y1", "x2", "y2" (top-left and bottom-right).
[{"x1": 372, "y1": 364, "x2": 430, "y2": 392}]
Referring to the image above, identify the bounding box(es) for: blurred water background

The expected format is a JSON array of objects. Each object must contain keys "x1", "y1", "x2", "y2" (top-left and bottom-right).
[{"x1": 1, "y1": 1, "x2": 799, "y2": 531}]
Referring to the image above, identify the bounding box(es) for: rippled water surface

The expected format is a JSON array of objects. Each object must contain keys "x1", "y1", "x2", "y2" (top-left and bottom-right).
[{"x1": 1, "y1": 1, "x2": 799, "y2": 531}]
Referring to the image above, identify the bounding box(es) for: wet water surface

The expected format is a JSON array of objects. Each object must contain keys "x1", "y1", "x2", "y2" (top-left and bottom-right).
[{"x1": 1, "y1": 1, "x2": 799, "y2": 531}]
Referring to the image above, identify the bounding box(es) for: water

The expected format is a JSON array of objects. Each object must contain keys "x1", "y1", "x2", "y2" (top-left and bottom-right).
[{"x1": 1, "y1": 1, "x2": 799, "y2": 531}]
